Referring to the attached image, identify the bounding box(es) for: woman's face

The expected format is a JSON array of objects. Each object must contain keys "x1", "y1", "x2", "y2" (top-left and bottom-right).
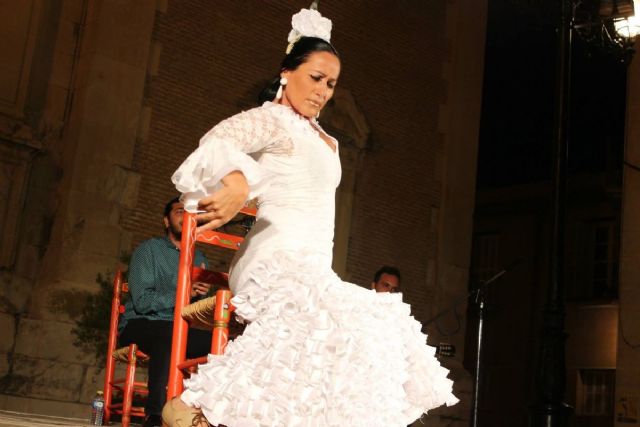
[{"x1": 280, "y1": 51, "x2": 341, "y2": 119}]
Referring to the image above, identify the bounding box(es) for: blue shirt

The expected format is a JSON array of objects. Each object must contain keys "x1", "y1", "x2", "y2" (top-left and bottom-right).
[{"x1": 120, "y1": 236, "x2": 208, "y2": 329}]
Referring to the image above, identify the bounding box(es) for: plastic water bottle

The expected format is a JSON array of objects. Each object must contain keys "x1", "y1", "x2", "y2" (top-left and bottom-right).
[{"x1": 90, "y1": 390, "x2": 105, "y2": 425}]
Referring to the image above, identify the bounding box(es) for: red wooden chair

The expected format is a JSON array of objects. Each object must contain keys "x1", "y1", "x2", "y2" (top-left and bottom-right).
[
  {"x1": 102, "y1": 263, "x2": 239, "y2": 425},
  {"x1": 166, "y1": 207, "x2": 256, "y2": 400},
  {"x1": 103, "y1": 271, "x2": 148, "y2": 427}
]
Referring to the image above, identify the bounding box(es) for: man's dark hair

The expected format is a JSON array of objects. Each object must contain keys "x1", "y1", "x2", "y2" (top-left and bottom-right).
[
  {"x1": 163, "y1": 196, "x2": 181, "y2": 218},
  {"x1": 373, "y1": 266, "x2": 401, "y2": 283}
]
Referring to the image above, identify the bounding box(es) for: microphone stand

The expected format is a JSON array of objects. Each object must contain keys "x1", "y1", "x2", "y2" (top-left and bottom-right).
[{"x1": 422, "y1": 257, "x2": 524, "y2": 427}]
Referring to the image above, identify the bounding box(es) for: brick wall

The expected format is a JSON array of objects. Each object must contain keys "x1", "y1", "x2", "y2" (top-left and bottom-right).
[{"x1": 122, "y1": 1, "x2": 449, "y2": 321}]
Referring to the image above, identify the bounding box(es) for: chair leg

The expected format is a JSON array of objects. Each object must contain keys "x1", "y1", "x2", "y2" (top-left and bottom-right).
[
  {"x1": 121, "y1": 344, "x2": 138, "y2": 427},
  {"x1": 103, "y1": 353, "x2": 115, "y2": 425}
]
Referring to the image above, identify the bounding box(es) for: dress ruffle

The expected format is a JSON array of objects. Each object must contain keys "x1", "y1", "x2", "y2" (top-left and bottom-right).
[{"x1": 181, "y1": 250, "x2": 458, "y2": 427}]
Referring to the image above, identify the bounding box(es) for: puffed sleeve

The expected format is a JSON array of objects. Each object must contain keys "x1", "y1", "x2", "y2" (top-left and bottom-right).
[{"x1": 171, "y1": 104, "x2": 280, "y2": 212}]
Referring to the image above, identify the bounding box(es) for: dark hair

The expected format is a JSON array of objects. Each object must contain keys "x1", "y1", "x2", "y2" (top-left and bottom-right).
[
  {"x1": 258, "y1": 36, "x2": 339, "y2": 104},
  {"x1": 163, "y1": 196, "x2": 181, "y2": 218},
  {"x1": 373, "y1": 266, "x2": 401, "y2": 284}
]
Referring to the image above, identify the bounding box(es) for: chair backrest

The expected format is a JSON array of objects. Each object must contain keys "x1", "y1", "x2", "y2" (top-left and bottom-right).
[
  {"x1": 106, "y1": 271, "x2": 125, "y2": 356},
  {"x1": 166, "y1": 207, "x2": 256, "y2": 399}
]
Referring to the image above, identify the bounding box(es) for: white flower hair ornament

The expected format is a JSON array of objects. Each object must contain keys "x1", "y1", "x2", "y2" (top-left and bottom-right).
[{"x1": 286, "y1": 7, "x2": 333, "y2": 54}]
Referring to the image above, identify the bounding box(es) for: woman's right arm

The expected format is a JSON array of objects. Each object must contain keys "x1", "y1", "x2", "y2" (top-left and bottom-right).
[{"x1": 194, "y1": 170, "x2": 249, "y2": 231}]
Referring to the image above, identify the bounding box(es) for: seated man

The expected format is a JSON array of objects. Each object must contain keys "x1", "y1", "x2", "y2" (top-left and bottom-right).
[
  {"x1": 119, "y1": 197, "x2": 212, "y2": 427},
  {"x1": 371, "y1": 266, "x2": 401, "y2": 293}
]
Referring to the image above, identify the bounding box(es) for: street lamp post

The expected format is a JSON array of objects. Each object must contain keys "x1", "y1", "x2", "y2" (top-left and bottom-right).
[{"x1": 531, "y1": 1, "x2": 573, "y2": 426}]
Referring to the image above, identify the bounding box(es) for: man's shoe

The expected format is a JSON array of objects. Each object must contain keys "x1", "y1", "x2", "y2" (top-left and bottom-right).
[{"x1": 142, "y1": 414, "x2": 163, "y2": 427}]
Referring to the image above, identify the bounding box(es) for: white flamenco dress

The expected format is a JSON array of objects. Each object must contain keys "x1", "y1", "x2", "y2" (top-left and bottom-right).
[{"x1": 172, "y1": 101, "x2": 458, "y2": 427}]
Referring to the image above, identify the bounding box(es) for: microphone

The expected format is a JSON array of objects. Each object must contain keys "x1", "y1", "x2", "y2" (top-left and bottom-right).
[{"x1": 506, "y1": 256, "x2": 526, "y2": 269}]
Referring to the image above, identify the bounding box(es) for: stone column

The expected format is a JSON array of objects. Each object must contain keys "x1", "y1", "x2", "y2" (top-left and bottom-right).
[
  {"x1": 419, "y1": 0, "x2": 489, "y2": 425},
  {"x1": 0, "y1": 0, "x2": 157, "y2": 417},
  {"x1": 615, "y1": 37, "x2": 640, "y2": 427}
]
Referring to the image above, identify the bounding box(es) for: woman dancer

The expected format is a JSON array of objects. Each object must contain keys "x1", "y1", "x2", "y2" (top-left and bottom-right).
[{"x1": 163, "y1": 6, "x2": 458, "y2": 427}]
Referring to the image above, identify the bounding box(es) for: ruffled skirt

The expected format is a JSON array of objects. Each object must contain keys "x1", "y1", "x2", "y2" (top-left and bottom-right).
[{"x1": 181, "y1": 251, "x2": 458, "y2": 427}]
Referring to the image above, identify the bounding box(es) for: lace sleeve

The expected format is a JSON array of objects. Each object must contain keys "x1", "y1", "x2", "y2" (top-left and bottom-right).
[{"x1": 171, "y1": 105, "x2": 281, "y2": 212}]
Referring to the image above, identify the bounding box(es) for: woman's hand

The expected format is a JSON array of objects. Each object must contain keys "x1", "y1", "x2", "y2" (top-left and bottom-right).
[{"x1": 196, "y1": 171, "x2": 249, "y2": 232}]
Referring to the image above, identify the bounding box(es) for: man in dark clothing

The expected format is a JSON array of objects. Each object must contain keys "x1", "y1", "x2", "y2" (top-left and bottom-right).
[
  {"x1": 371, "y1": 265, "x2": 401, "y2": 293},
  {"x1": 119, "y1": 197, "x2": 212, "y2": 427}
]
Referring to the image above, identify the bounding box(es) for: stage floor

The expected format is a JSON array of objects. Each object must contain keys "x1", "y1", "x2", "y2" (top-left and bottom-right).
[{"x1": 0, "y1": 410, "x2": 137, "y2": 427}]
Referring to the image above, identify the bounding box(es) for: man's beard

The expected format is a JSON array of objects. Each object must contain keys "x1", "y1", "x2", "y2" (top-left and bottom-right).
[{"x1": 168, "y1": 223, "x2": 182, "y2": 241}]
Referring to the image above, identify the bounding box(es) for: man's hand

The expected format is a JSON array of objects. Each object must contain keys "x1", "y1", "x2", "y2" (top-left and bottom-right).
[
  {"x1": 196, "y1": 171, "x2": 249, "y2": 232},
  {"x1": 191, "y1": 262, "x2": 211, "y2": 298},
  {"x1": 190, "y1": 281, "x2": 211, "y2": 298}
]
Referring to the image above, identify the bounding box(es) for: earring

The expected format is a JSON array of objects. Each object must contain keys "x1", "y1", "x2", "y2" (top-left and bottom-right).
[{"x1": 275, "y1": 77, "x2": 288, "y2": 101}]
